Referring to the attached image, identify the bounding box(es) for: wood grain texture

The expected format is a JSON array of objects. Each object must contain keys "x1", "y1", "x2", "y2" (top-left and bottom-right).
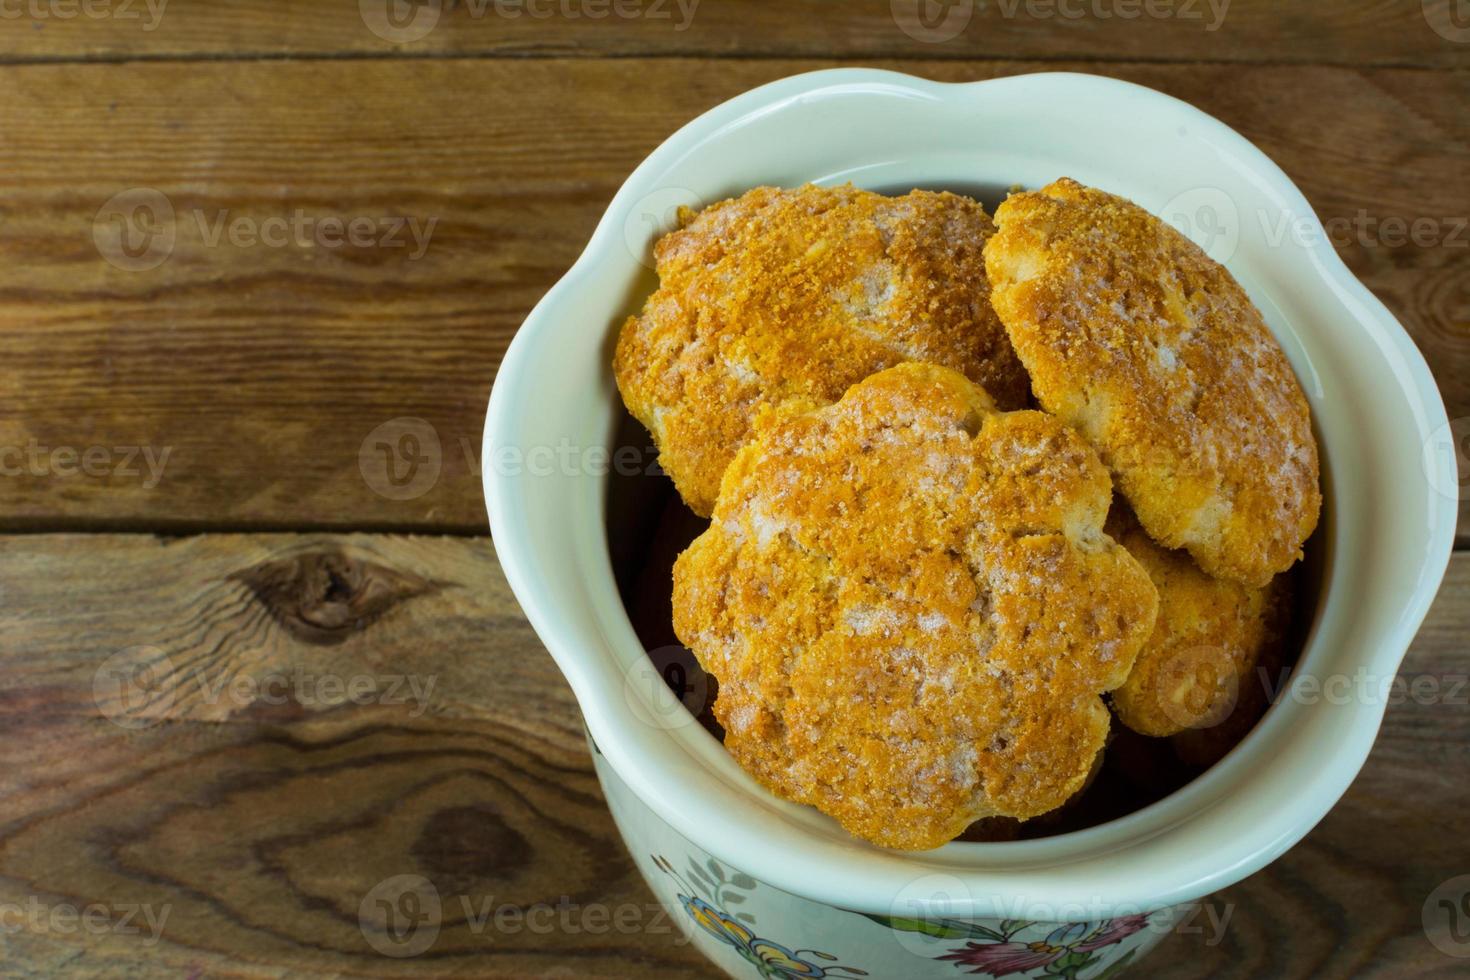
[
  {"x1": 0, "y1": 7, "x2": 1464, "y2": 980},
  {"x1": 0, "y1": 533, "x2": 712, "y2": 978},
  {"x1": 0, "y1": 0, "x2": 1466, "y2": 67},
  {"x1": 0, "y1": 533, "x2": 1465, "y2": 977},
  {"x1": 0, "y1": 57, "x2": 1465, "y2": 535}
]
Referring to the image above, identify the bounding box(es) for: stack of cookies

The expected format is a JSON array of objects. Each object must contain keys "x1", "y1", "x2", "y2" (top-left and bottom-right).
[{"x1": 614, "y1": 179, "x2": 1321, "y2": 851}]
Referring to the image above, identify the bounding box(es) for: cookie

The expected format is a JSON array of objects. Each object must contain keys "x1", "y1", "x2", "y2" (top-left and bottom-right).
[
  {"x1": 985, "y1": 178, "x2": 1321, "y2": 587},
  {"x1": 1169, "y1": 588, "x2": 1291, "y2": 769},
  {"x1": 1108, "y1": 505, "x2": 1290, "y2": 738},
  {"x1": 615, "y1": 184, "x2": 1030, "y2": 516},
  {"x1": 671, "y1": 363, "x2": 1158, "y2": 850}
]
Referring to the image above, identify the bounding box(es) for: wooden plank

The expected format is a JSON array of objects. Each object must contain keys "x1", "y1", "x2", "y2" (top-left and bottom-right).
[
  {"x1": 0, "y1": 58, "x2": 1465, "y2": 536},
  {"x1": 0, "y1": 0, "x2": 1465, "y2": 67},
  {"x1": 0, "y1": 534, "x2": 1465, "y2": 976},
  {"x1": 0, "y1": 532, "x2": 712, "y2": 977}
]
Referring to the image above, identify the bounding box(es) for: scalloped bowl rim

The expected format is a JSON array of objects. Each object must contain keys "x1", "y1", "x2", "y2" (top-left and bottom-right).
[{"x1": 485, "y1": 68, "x2": 1457, "y2": 917}]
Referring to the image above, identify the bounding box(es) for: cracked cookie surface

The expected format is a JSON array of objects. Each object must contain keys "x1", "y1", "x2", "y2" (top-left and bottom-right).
[
  {"x1": 671, "y1": 363, "x2": 1158, "y2": 850},
  {"x1": 615, "y1": 184, "x2": 1029, "y2": 516},
  {"x1": 985, "y1": 178, "x2": 1320, "y2": 587}
]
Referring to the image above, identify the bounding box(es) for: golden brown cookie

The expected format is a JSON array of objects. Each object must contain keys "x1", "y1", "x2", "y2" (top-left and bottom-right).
[
  {"x1": 671, "y1": 363, "x2": 1158, "y2": 850},
  {"x1": 1170, "y1": 597, "x2": 1290, "y2": 769},
  {"x1": 985, "y1": 178, "x2": 1321, "y2": 587},
  {"x1": 616, "y1": 184, "x2": 1030, "y2": 516},
  {"x1": 1108, "y1": 506, "x2": 1290, "y2": 738}
]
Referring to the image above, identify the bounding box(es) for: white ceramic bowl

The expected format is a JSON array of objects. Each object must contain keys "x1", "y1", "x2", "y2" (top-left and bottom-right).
[{"x1": 485, "y1": 69, "x2": 1457, "y2": 977}]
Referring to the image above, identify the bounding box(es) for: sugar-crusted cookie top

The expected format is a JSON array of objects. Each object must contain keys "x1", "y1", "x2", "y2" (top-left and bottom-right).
[
  {"x1": 616, "y1": 184, "x2": 1029, "y2": 516},
  {"x1": 672, "y1": 363, "x2": 1158, "y2": 850},
  {"x1": 985, "y1": 178, "x2": 1321, "y2": 587}
]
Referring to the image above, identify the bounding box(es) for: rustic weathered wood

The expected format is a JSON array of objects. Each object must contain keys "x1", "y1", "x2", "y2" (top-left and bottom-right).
[
  {"x1": 0, "y1": 0, "x2": 1465, "y2": 67},
  {"x1": 0, "y1": 534, "x2": 1465, "y2": 977},
  {"x1": 0, "y1": 5, "x2": 1465, "y2": 975},
  {"x1": 0, "y1": 533, "x2": 712, "y2": 977},
  {"x1": 0, "y1": 58, "x2": 1465, "y2": 536}
]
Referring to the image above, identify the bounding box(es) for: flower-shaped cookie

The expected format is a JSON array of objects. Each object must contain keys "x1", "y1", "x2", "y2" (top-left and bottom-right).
[{"x1": 672, "y1": 363, "x2": 1158, "y2": 849}]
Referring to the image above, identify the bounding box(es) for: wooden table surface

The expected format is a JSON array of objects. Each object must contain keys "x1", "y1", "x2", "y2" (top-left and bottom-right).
[{"x1": 0, "y1": 3, "x2": 1466, "y2": 977}]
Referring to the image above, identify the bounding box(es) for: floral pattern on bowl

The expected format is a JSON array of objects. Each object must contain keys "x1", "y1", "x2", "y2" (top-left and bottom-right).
[
  {"x1": 866, "y1": 913, "x2": 1150, "y2": 978},
  {"x1": 594, "y1": 735, "x2": 1178, "y2": 979},
  {"x1": 654, "y1": 853, "x2": 870, "y2": 979}
]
